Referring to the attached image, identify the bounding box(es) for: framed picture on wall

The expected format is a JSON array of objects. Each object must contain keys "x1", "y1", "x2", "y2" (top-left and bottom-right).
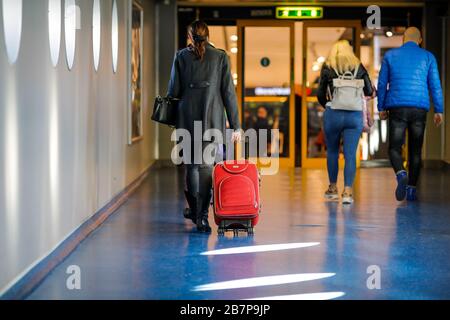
[{"x1": 128, "y1": 0, "x2": 144, "y2": 144}]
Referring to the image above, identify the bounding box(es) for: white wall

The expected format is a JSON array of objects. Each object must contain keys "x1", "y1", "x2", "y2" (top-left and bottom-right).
[{"x1": 0, "y1": 0, "x2": 156, "y2": 293}]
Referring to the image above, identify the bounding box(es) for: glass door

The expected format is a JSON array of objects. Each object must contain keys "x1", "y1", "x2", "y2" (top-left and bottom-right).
[
  {"x1": 301, "y1": 21, "x2": 362, "y2": 168},
  {"x1": 237, "y1": 20, "x2": 295, "y2": 168}
]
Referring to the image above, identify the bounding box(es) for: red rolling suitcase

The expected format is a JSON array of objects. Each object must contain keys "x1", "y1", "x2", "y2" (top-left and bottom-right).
[{"x1": 213, "y1": 142, "x2": 261, "y2": 236}]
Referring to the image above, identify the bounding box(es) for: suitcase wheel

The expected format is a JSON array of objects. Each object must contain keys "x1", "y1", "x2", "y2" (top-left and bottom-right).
[{"x1": 217, "y1": 220, "x2": 254, "y2": 237}]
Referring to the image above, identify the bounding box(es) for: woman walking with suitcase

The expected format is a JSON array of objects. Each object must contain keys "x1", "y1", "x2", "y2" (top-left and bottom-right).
[
  {"x1": 168, "y1": 20, "x2": 241, "y2": 233},
  {"x1": 317, "y1": 40, "x2": 375, "y2": 204}
]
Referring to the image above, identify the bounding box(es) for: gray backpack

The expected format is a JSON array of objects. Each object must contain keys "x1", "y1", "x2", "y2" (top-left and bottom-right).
[{"x1": 330, "y1": 66, "x2": 364, "y2": 111}]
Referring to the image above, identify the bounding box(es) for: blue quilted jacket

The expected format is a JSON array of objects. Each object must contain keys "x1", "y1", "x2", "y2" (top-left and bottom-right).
[{"x1": 377, "y1": 42, "x2": 444, "y2": 113}]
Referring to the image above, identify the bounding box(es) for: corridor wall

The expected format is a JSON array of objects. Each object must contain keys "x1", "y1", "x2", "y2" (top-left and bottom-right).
[{"x1": 0, "y1": 0, "x2": 157, "y2": 293}]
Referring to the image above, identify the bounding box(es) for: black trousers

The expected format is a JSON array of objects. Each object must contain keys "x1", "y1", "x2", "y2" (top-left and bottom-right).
[{"x1": 388, "y1": 107, "x2": 427, "y2": 186}]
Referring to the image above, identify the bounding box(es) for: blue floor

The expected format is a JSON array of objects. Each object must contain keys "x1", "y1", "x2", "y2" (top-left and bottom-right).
[{"x1": 28, "y1": 166, "x2": 450, "y2": 300}]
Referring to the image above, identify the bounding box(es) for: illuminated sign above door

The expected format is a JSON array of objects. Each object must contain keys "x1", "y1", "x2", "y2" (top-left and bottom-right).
[{"x1": 276, "y1": 7, "x2": 324, "y2": 19}]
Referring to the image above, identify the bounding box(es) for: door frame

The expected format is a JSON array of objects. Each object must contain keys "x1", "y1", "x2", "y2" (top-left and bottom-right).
[
  {"x1": 237, "y1": 20, "x2": 296, "y2": 168},
  {"x1": 301, "y1": 20, "x2": 362, "y2": 169}
]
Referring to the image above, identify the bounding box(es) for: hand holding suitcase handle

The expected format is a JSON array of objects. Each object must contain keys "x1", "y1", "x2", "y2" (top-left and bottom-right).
[{"x1": 231, "y1": 130, "x2": 242, "y2": 144}]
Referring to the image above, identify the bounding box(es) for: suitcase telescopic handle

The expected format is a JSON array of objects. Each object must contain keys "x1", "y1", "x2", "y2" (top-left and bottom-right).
[{"x1": 234, "y1": 137, "x2": 250, "y2": 161}]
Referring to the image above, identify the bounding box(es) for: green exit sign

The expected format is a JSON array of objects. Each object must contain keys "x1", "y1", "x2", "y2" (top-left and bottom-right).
[{"x1": 276, "y1": 7, "x2": 323, "y2": 19}]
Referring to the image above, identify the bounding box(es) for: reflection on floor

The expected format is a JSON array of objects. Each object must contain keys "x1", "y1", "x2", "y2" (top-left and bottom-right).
[{"x1": 28, "y1": 166, "x2": 450, "y2": 300}]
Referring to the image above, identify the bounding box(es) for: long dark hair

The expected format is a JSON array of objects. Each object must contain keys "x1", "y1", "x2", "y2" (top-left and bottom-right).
[{"x1": 188, "y1": 20, "x2": 209, "y2": 60}]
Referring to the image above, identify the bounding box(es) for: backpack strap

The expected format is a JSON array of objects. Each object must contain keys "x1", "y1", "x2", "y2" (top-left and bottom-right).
[
  {"x1": 334, "y1": 65, "x2": 360, "y2": 80},
  {"x1": 328, "y1": 67, "x2": 339, "y2": 100}
]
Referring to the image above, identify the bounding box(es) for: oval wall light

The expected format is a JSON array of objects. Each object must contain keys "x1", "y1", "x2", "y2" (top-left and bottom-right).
[
  {"x1": 111, "y1": 0, "x2": 118, "y2": 73},
  {"x1": 48, "y1": 0, "x2": 62, "y2": 67},
  {"x1": 64, "y1": 0, "x2": 77, "y2": 70},
  {"x1": 92, "y1": 0, "x2": 101, "y2": 71},
  {"x1": 2, "y1": 0, "x2": 23, "y2": 64}
]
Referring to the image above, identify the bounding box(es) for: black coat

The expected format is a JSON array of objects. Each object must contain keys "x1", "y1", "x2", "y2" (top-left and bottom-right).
[
  {"x1": 317, "y1": 64, "x2": 374, "y2": 108},
  {"x1": 167, "y1": 43, "x2": 241, "y2": 139}
]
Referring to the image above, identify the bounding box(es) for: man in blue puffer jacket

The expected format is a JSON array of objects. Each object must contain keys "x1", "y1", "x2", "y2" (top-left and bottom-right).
[{"x1": 377, "y1": 27, "x2": 444, "y2": 202}]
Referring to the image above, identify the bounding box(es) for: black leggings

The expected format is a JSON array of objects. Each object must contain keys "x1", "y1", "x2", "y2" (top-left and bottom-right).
[
  {"x1": 185, "y1": 164, "x2": 213, "y2": 200},
  {"x1": 388, "y1": 108, "x2": 427, "y2": 186},
  {"x1": 185, "y1": 142, "x2": 220, "y2": 211}
]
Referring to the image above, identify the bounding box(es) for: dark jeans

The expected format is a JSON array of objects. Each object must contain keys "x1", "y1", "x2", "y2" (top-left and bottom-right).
[{"x1": 388, "y1": 107, "x2": 427, "y2": 186}]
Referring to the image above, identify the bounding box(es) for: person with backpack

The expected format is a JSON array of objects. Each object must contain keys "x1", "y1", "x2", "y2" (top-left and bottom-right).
[
  {"x1": 377, "y1": 27, "x2": 444, "y2": 202},
  {"x1": 317, "y1": 40, "x2": 375, "y2": 204}
]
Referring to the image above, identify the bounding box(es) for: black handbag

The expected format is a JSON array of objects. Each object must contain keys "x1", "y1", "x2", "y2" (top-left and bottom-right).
[{"x1": 151, "y1": 96, "x2": 178, "y2": 127}]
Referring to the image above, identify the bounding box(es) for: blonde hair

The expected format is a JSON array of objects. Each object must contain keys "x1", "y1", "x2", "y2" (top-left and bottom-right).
[{"x1": 326, "y1": 40, "x2": 360, "y2": 74}]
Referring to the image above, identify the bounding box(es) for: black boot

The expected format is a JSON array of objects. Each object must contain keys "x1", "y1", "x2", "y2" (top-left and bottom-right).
[
  {"x1": 200, "y1": 189, "x2": 213, "y2": 215},
  {"x1": 183, "y1": 191, "x2": 197, "y2": 224},
  {"x1": 196, "y1": 194, "x2": 212, "y2": 233}
]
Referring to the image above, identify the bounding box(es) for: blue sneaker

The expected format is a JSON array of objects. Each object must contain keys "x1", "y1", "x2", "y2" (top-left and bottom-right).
[
  {"x1": 406, "y1": 186, "x2": 418, "y2": 201},
  {"x1": 395, "y1": 171, "x2": 408, "y2": 201}
]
